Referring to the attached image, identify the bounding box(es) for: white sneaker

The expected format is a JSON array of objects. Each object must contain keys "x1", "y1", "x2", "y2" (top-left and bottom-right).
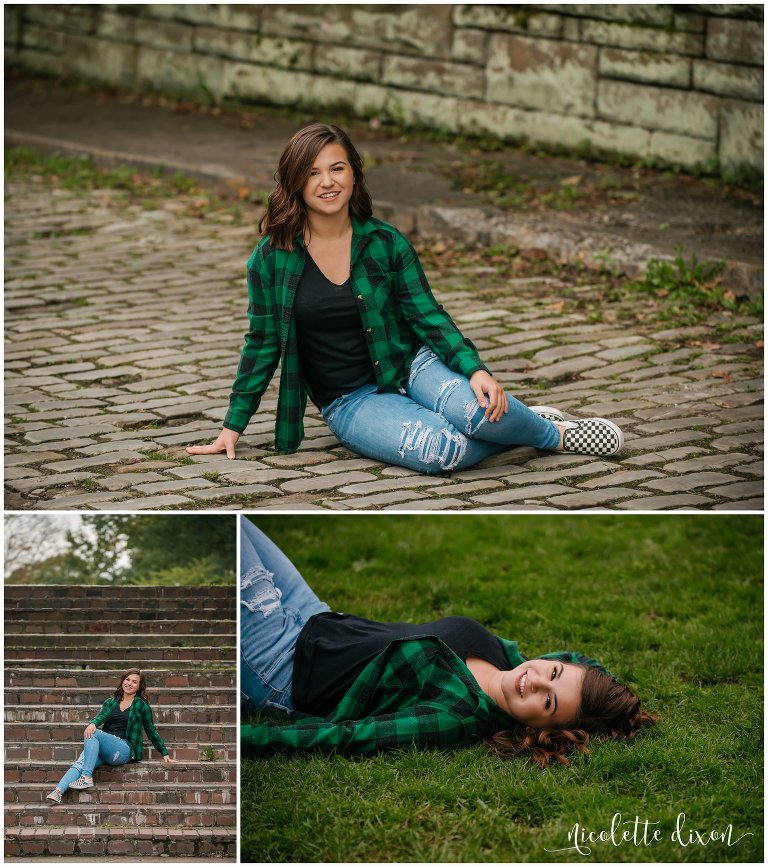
[
  {"x1": 46, "y1": 787, "x2": 62, "y2": 803},
  {"x1": 529, "y1": 405, "x2": 565, "y2": 422},
  {"x1": 69, "y1": 774, "x2": 94, "y2": 790}
]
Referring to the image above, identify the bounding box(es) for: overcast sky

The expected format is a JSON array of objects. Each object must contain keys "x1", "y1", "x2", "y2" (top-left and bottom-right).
[{"x1": 4, "y1": 513, "x2": 83, "y2": 577}]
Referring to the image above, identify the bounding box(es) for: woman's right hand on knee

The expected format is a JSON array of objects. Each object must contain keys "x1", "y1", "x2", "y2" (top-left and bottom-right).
[
  {"x1": 84, "y1": 724, "x2": 96, "y2": 738},
  {"x1": 186, "y1": 428, "x2": 240, "y2": 460}
]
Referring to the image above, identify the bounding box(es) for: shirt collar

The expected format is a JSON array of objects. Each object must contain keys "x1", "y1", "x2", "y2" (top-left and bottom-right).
[{"x1": 293, "y1": 214, "x2": 377, "y2": 249}]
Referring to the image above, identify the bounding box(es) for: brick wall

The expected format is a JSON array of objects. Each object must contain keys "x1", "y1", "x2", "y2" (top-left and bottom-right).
[{"x1": 4, "y1": 4, "x2": 764, "y2": 172}]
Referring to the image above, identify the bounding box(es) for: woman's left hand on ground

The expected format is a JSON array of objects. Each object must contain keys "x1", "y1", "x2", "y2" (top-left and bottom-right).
[
  {"x1": 469, "y1": 370, "x2": 508, "y2": 422},
  {"x1": 162, "y1": 755, "x2": 174, "y2": 764}
]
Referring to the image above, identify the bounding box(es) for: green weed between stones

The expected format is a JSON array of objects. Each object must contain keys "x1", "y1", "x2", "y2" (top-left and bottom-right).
[
  {"x1": 5, "y1": 147, "x2": 195, "y2": 195},
  {"x1": 620, "y1": 248, "x2": 763, "y2": 326},
  {"x1": 241, "y1": 515, "x2": 762, "y2": 863},
  {"x1": 140, "y1": 449, "x2": 193, "y2": 465},
  {"x1": 5, "y1": 146, "x2": 254, "y2": 218}
]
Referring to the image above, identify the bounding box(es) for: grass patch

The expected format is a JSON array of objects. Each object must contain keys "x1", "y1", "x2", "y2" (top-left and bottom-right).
[
  {"x1": 139, "y1": 448, "x2": 193, "y2": 465},
  {"x1": 440, "y1": 159, "x2": 642, "y2": 213},
  {"x1": 616, "y1": 248, "x2": 763, "y2": 326},
  {"x1": 5, "y1": 146, "x2": 198, "y2": 195},
  {"x1": 5, "y1": 146, "x2": 258, "y2": 221},
  {"x1": 241, "y1": 515, "x2": 762, "y2": 862}
]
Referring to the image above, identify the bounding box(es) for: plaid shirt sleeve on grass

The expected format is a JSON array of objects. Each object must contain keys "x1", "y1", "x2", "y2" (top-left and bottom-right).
[
  {"x1": 223, "y1": 243, "x2": 282, "y2": 434},
  {"x1": 392, "y1": 232, "x2": 489, "y2": 380},
  {"x1": 241, "y1": 705, "x2": 469, "y2": 756}
]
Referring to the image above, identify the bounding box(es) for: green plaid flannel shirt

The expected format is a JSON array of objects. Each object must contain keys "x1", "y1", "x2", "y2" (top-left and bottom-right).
[
  {"x1": 223, "y1": 216, "x2": 489, "y2": 452},
  {"x1": 91, "y1": 697, "x2": 168, "y2": 762},
  {"x1": 242, "y1": 635, "x2": 524, "y2": 756},
  {"x1": 241, "y1": 636, "x2": 612, "y2": 757}
]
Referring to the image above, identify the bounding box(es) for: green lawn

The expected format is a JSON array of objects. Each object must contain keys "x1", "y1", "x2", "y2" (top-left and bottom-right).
[{"x1": 240, "y1": 515, "x2": 763, "y2": 862}]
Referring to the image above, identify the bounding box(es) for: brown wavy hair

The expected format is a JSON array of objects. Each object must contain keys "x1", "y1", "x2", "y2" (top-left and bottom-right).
[
  {"x1": 113, "y1": 667, "x2": 149, "y2": 703},
  {"x1": 486, "y1": 665, "x2": 658, "y2": 768},
  {"x1": 259, "y1": 123, "x2": 373, "y2": 250}
]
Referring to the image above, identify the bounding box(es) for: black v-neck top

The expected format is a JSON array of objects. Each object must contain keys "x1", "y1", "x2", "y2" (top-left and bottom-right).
[
  {"x1": 293, "y1": 252, "x2": 376, "y2": 407},
  {"x1": 102, "y1": 703, "x2": 130, "y2": 740},
  {"x1": 292, "y1": 613, "x2": 510, "y2": 716}
]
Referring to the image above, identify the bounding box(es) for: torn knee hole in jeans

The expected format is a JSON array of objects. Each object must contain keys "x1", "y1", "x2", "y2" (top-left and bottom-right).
[
  {"x1": 241, "y1": 569, "x2": 282, "y2": 617},
  {"x1": 398, "y1": 419, "x2": 467, "y2": 471},
  {"x1": 112, "y1": 750, "x2": 121, "y2": 762},
  {"x1": 462, "y1": 397, "x2": 488, "y2": 436},
  {"x1": 434, "y1": 376, "x2": 462, "y2": 415},
  {"x1": 407, "y1": 349, "x2": 440, "y2": 389}
]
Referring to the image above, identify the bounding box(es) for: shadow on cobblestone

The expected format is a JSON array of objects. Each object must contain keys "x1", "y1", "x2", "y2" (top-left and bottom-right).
[{"x1": 5, "y1": 177, "x2": 763, "y2": 511}]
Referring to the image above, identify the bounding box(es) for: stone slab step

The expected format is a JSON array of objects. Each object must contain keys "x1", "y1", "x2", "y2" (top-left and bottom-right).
[
  {"x1": 5, "y1": 667, "x2": 235, "y2": 688},
  {"x1": 5, "y1": 741, "x2": 236, "y2": 762},
  {"x1": 5, "y1": 659, "x2": 234, "y2": 671},
  {"x1": 4, "y1": 825, "x2": 236, "y2": 858},
  {"x1": 6, "y1": 760, "x2": 236, "y2": 784},
  {"x1": 5, "y1": 598, "x2": 237, "y2": 621},
  {"x1": 6, "y1": 686, "x2": 233, "y2": 704},
  {"x1": 6, "y1": 801, "x2": 236, "y2": 827},
  {"x1": 4, "y1": 647, "x2": 235, "y2": 661},
  {"x1": 6, "y1": 633, "x2": 235, "y2": 649},
  {"x1": 6, "y1": 781, "x2": 236, "y2": 805},
  {"x1": 6, "y1": 704, "x2": 235, "y2": 725},
  {"x1": 4, "y1": 585, "x2": 235, "y2": 603},
  {"x1": 6, "y1": 619, "x2": 234, "y2": 634},
  {"x1": 5, "y1": 721, "x2": 235, "y2": 742}
]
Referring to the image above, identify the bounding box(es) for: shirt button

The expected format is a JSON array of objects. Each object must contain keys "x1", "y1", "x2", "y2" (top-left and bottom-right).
[
  {"x1": 374, "y1": 360, "x2": 379, "y2": 366},
  {"x1": 367, "y1": 328, "x2": 372, "y2": 333},
  {"x1": 357, "y1": 294, "x2": 363, "y2": 300}
]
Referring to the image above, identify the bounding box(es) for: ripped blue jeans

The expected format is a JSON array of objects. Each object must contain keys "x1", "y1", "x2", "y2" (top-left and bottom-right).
[
  {"x1": 322, "y1": 346, "x2": 560, "y2": 475},
  {"x1": 56, "y1": 729, "x2": 131, "y2": 793},
  {"x1": 240, "y1": 518, "x2": 330, "y2": 716}
]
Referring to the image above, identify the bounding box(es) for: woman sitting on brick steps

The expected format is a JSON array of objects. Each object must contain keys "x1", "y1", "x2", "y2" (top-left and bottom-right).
[
  {"x1": 239, "y1": 521, "x2": 656, "y2": 766},
  {"x1": 46, "y1": 668, "x2": 172, "y2": 804},
  {"x1": 187, "y1": 123, "x2": 624, "y2": 475}
]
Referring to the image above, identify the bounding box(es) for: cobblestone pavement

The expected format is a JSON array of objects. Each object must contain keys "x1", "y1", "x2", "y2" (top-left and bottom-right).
[{"x1": 5, "y1": 178, "x2": 763, "y2": 512}]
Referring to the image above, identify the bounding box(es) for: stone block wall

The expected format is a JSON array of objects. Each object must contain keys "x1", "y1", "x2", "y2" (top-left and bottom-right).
[{"x1": 4, "y1": 4, "x2": 764, "y2": 172}]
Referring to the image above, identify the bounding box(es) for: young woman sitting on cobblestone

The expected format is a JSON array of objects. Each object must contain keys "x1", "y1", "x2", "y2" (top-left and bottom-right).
[
  {"x1": 187, "y1": 123, "x2": 624, "y2": 473},
  {"x1": 239, "y1": 521, "x2": 656, "y2": 766},
  {"x1": 46, "y1": 668, "x2": 172, "y2": 803}
]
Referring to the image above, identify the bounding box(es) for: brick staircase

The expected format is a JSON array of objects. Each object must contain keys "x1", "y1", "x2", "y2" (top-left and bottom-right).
[{"x1": 4, "y1": 585, "x2": 236, "y2": 859}]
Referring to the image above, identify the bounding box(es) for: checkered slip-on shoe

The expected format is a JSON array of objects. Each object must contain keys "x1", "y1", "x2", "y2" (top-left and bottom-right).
[
  {"x1": 560, "y1": 417, "x2": 624, "y2": 456},
  {"x1": 529, "y1": 405, "x2": 565, "y2": 422},
  {"x1": 46, "y1": 788, "x2": 62, "y2": 803},
  {"x1": 69, "y1": 775, "x2": 94, "y2": 790}
]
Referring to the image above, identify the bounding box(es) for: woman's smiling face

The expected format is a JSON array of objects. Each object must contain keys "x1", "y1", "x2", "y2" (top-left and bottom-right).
[
  {"x1": 500, "y1": 660, "x2": 584, "y2": 728},
  {"x1": 301, "y1": 142, "x2": 354, "y2": 219},
  {"x1": 121, "y1": 673, "x2": 141, "y2": 696}
]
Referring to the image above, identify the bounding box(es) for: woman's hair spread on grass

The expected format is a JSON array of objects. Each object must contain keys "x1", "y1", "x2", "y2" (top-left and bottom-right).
[
  {"x1": 487, "y1": 665, "x2": 658, "y2": 768},
  {"x1": 113, "y1": 667, "x2": 148, "y2": 702},
  {"x1": 260, "y1": 123, "x2": 373, "y2": 250}
]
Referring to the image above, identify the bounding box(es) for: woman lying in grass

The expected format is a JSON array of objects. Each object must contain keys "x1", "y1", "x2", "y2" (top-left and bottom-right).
[{"x1": 240, "y1": 520, "x2": 655, "y2": 767}]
